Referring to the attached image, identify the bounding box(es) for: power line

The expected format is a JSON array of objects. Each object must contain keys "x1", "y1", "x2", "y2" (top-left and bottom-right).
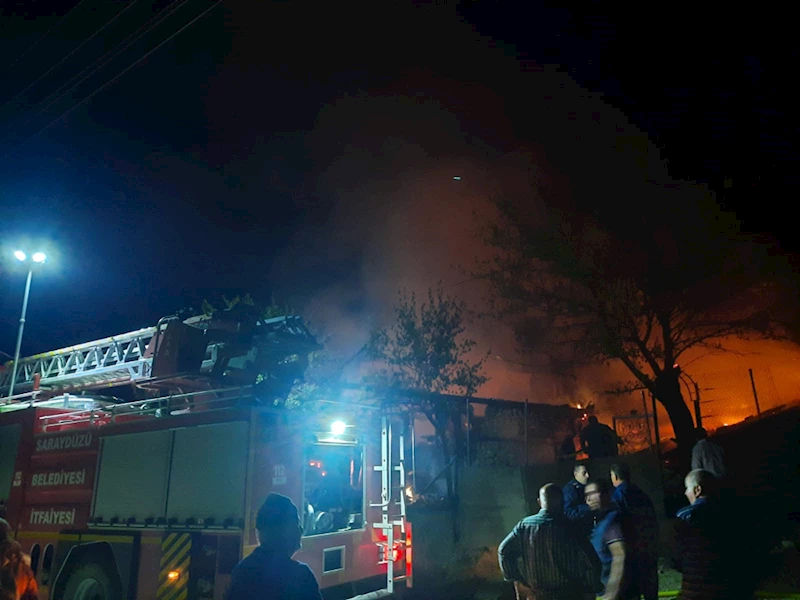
[
  {"x1": 28, "y1": 0, "x2": 190, "y2": 119},
  {"x1": 5, "y1": 0, "x2": 90, "y2": 71},
  {"x1": 0, "y1": 0, "x2": 142, "y2": 114},
  {"x1": 3, "y1": 0, "x2": 202, "y2": 149},
  {"x1": 24, "y1": 0, "x2": 223, "y2": 143},
  {"x1": 2, "y1": 0, "x2": 188, "y2": 141}
]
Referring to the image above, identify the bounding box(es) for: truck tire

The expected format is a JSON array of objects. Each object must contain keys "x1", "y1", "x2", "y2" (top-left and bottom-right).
[{"x1": 62, "y1": 562, "x2": 117, "y2": 600}]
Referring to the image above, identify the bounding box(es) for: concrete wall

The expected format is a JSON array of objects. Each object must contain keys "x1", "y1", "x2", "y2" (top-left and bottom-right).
[
  {"x1": 407, "y1": 467, "x2": 527, "y2": 588},
  {"x1": 407, "y1": 505, "x2": 458, "y2": 585},
  {"x1": 458, "y1": 467, "x2": 527, "y2": 551}
]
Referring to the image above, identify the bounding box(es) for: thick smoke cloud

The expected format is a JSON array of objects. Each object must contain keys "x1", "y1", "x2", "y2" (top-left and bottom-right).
[
  {"x1": 269, "y1": 57, "x2": 800, "y2": 416},
  {"x1": 269, "y1": 73, "x2": 621, "y2": 402}
]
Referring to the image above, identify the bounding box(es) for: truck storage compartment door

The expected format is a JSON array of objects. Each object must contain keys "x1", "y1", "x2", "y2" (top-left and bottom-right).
[
  {"x1": 0, "y1": 424, "x2": 21, "y2": 506},
  {"x1": 93, "y1": 430, "x2": 172, "y2": 523},
  {"x1": 166, "y1": 421, "x2": 248, "y2": 525}
]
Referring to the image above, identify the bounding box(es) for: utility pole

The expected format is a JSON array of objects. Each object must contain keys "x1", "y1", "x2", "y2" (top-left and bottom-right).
[
  {"x1": 8, "y1": 268, "x2": 34, "y2": 398},
  {"x1": 8, "y1": 249, "x2": 47, "y2": 398},
  {"x1": 693, "y1": 382, "x2": 702, "y2": 428},
  {"x1": 650, "y1": 393, "x2": 661, "y2": 462},
  {"x1": 748, "y1": 368, "x2": 762, "y2": 417},
  {"x1": 641, "y1": 390, "x2": 653, "y2": 449}
]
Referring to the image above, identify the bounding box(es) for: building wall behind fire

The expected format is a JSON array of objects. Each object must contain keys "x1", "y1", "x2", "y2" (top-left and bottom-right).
[
  {"x1": 409, "y1": 400, "x2": 586, "y2": 499},
  {"x1": 470, "y1": 403, "x2": 584, "y2": 466}
]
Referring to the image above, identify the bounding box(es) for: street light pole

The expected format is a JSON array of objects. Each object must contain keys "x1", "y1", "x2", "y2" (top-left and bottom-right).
[
  {"x1": 7, "y1": 249, "x2": 46, "y2": 399},
  {"x1": 8, "y1": 268, "x2": 34, "y2": 399}
]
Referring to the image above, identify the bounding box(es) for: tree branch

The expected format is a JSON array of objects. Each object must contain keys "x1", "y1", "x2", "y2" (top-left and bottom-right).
[
  {"x1": 620, "y1": 303, "x2": 662, "y2": 376},
  {"x1": 659, "y1": 310, "x2": 675, "y2": 367}
]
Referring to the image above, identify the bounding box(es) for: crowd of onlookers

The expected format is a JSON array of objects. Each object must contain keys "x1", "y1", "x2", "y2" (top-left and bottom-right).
[{"x1": 499, "y1": 425, "x2": 758, "y2": 600}]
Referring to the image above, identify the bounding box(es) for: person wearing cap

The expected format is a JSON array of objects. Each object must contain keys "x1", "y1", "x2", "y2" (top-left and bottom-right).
[{"x1": 225, "y1": 493, "x2": 321, "y2": 600}]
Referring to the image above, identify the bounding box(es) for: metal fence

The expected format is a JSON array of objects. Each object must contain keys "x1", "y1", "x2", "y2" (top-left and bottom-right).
[
  {"x1": 612, "y1": 363, "x2": 800, "y2": 450},
  {"x1": 409, "y1": 397, "x2": 587, "y2": 473},
  {"x1": 410, "y1": 363, "x2": 800, "y2": 476},
  {"x1": 693, "y1": 364, "x2": 798, "y2": 430}
]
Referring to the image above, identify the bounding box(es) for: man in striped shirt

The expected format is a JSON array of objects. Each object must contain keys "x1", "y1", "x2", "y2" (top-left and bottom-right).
[{"x1": 498, "y1": 484, "x2": 602, "y2": 600}]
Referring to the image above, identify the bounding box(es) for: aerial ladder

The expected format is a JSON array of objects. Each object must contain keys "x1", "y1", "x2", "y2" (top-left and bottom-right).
[{"x1": 0, "y1": 312, "x2": 318, "y2": 405}]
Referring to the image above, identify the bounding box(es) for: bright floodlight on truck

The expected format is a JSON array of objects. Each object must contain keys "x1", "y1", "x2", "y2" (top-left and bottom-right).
[
  {"x1": 13, "y1": 250, "x2": 26, "y2": 261},
  {"x1": 331, "y1": 420, "x2": 347, "y2": 436},
  {"x1": 32, "y1": 252, "x2": 46, "y2": 263}
]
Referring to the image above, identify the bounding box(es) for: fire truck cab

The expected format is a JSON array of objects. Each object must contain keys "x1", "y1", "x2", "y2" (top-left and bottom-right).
[{"x1": 0, "y1": 312, "x2": 411, "y2": 600}]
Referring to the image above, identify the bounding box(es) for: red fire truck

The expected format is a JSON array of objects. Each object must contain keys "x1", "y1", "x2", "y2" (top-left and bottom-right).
[{"x1": 0, "y1": 312, "x2": 411, "y2": 600}]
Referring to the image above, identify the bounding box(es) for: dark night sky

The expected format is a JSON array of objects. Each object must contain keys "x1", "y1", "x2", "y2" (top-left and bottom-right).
[{"x1": 1, "y1": 0, "x2": 797, "y2": 358}]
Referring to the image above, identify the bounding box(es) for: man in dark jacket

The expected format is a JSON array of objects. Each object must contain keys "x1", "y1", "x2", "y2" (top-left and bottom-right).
[
  {"x1": 690, "y1": 428, "x2": 726, "y2": 479},
  {"x1": 580, "y1": 416, "x2": 620, "y2": 458},
  {"x1": 675, "y1": 470, "x2": 752, "y2": 600},
  {"x1": 610, "y1": 464, "x2": 658, "y2": 600},
  {"x1": 226, "y1": 493, "x2": 322, "y2": 600},
  {"x1": 563, "y1": 463, "x2": 593, "y2": 536}
]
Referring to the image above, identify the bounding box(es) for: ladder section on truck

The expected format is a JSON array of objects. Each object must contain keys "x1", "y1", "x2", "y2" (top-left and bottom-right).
[
  {"x1": 371, "y1": 415, "x2": 412, "y2": 593},
  {"x1": 0, "y1": 313, "x2": 317, "y2": 399},
  {"x1": 0, "y1": 326, "x2": 158, "y2": 395}
]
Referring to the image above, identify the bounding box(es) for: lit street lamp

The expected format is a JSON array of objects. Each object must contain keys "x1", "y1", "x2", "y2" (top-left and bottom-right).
[{"x1": 7, "y1": 250, "x2": 47, "y2": 398}]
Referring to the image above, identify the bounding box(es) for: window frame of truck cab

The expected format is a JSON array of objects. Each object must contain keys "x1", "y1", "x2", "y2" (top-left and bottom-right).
[{"x1": 301, "y1": 440, "x2": 366, "y2": 538}]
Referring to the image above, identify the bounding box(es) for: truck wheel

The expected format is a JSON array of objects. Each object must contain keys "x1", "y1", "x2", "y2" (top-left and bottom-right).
[{"x1": 62, "y1": 562, "x2": 117, "y2": 600}]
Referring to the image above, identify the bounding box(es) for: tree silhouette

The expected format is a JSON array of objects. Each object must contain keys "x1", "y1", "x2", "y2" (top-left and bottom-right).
[
  {"x1": 477, "y1": 178, "x2": 790, "y2": 448},
  {"x1": 368, "y1": 284, "x2": 489, "y2": 500}
]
